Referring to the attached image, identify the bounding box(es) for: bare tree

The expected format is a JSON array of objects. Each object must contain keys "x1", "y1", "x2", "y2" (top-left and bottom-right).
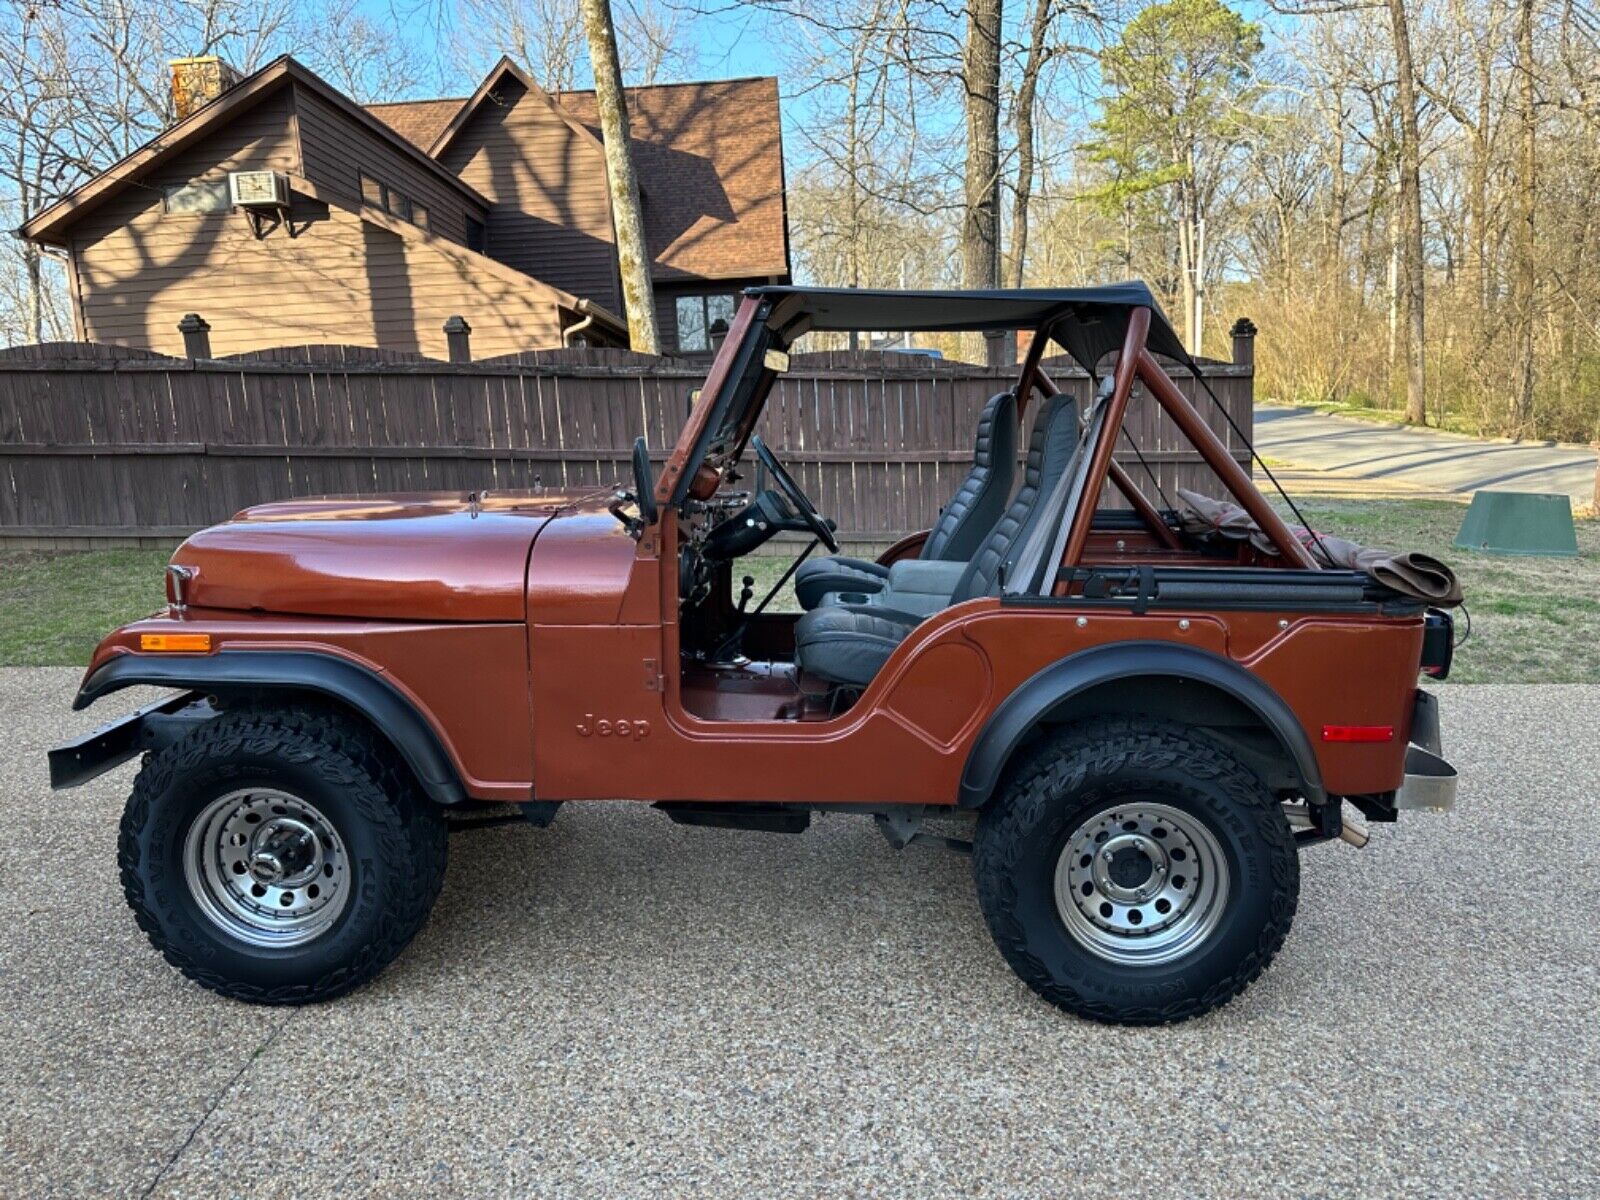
[
  {"x1": 0, "y1": 0, "x2": 293, "y2": 343},
  {"x1": 297, "y1": 0, "x2": 427, "y2": 102},
  {"x1": 455, "y1": 0, "x2": 587, "y2": 90},
  {"x1": 1511, "y1": 0, "x2": 1537, "y2": 430},
  {"x1": 962, "y1": 0, "x2": 1003, "y2": 362},
  {"x1": 1006, "y1": 0, "x2": 1058, "y2": 287},
  {"x1": 1385, "y1": 0, "x2": 1429, "y2": 423},
  {"x1": 453, "y1": 0, "x2": 694, "y2": 89},
  {"x1": 579, "y1": 0, "x2": 659, "y2": 352}
]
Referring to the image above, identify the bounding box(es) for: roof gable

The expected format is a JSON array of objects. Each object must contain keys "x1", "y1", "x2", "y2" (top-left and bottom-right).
[
  {"x1": 22, "y1": 57, "x2": 488, "y2": 246},
  {"x1": 428, "y1": 57, "x2": 605, "y2": 161},
  {"x1": 368, "y1": 71, "x2": 790, "y2": 283}
]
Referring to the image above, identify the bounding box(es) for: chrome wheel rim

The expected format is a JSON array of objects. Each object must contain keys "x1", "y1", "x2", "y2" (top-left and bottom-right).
[
  {"x1": 183, "y1": 789, "x2": 350, "y2": 948},
  {"x1": 1053, "y1": 801, "x2": 1229, "y2": 966}
]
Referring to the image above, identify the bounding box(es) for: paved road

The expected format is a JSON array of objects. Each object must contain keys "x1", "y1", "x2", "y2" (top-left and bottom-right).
[
  {"x1": 1254, "y1": 406, "x2": 1596, "y2": 504},
  {"x1": 4, "y1": 669, "x2": 1598, "y2": 1198}
]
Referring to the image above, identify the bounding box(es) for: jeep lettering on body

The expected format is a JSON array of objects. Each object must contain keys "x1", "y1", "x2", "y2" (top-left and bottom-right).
[{"x1": 576, "y1": 715, "x2": 651, "y2": 740}]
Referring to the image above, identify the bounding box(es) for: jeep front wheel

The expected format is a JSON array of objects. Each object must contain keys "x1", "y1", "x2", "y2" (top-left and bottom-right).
[
  {"x1": 118, "y1": 708, "x2": 448, "y2": 1004},
  {"x1": 973, "y1": 718, "x2": 1299, "y2": 1025}
]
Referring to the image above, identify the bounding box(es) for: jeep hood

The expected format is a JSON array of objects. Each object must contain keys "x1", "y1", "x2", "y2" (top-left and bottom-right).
[{"x1": 172, "y1": 490, "x2": 613, "y2": 621}]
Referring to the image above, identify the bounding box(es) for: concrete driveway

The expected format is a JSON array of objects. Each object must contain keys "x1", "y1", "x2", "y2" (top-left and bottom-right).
[
  {"x1": 4, "y1": 669, "x2": 1597, "y2": 1198},
  {"x1": 1255, "y1": 406, "x2": 1596, "y2": 503}
]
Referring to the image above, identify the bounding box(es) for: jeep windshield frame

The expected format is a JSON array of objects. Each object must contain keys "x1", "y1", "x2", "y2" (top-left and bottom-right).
[{"x1": 655, "y1": 283, "x2": 1318, "y2": 575}]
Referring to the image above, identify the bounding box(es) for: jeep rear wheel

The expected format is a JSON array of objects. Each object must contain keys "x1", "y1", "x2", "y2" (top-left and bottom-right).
[
  {"x1": 119, "y1": 708, "x2": 448, "y2": 1004},
  {"x1": 973, "y1": 718, "x2": 1298, "y2": 1025}
]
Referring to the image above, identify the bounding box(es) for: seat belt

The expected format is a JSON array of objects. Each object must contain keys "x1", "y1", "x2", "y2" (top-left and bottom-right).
[{"x1": 1006, "y1": 392, "x2": 1109, "y2": 596}]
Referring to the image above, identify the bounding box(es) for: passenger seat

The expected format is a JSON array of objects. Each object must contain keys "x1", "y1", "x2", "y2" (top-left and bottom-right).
[{"x1": 793, "y1": 390, "x2": 1019, "y2": 609}]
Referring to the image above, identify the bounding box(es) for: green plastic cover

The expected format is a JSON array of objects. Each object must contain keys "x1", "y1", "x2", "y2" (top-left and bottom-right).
[{"x1": 1454, "y1": 491, "x2": 1579, "y2": 557}]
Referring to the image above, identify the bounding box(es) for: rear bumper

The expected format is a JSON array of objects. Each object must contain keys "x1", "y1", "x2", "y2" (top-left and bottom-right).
[
  {"x1": 1394, "y1": 690, "x2": 1456, "y2": 812},
  {"x1": 1395, "y1": 743, "x2": 1457, "y2": 812}
]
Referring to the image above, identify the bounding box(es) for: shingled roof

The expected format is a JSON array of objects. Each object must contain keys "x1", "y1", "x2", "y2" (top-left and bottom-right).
[
  {"x1": 367, "y1": 75, "x2": 789, "y2": 284},
  {"x1": 365, "y1": 97, "x2": 465, "y2": 149}
]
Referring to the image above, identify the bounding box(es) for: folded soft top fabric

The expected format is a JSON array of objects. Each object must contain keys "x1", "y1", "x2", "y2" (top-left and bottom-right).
[{"x1": 1176, "y1": 488, "x2": 1464, "y2": 607}]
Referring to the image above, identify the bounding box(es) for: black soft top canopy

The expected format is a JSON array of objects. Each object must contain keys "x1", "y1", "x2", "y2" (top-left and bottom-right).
[{"x1": 747, "y1": 281, "x2": 1189, "y2": 375}]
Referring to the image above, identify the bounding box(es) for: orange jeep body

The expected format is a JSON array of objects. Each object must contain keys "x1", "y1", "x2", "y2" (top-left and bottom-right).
[
  {"x1": 62, "y1": 287, "x2": 1445, "y2": 820},
  {"x1": 52, "y1": 283, "x2": 1459, "y2": 1021}
]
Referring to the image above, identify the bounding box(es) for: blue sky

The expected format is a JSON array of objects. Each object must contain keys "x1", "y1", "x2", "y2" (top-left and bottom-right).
[
  {"x1": 364, "y1": 0, "x2": 1289, "y2": 94},
  {"x1": 358, "y1": 0, "x2": 1294, "y2": 142}
]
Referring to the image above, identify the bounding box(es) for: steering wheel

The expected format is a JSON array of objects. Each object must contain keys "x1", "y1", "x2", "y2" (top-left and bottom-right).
[{"x1": 752, "y1": 435, "x2": 838, "y2": 553}]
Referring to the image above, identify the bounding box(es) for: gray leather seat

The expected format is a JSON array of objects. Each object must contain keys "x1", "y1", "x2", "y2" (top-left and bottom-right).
[
  {"x1": 794, "y1": 392, "x2": 1084, "y2": 688},
  {"x1": 793, "y1": 390, "x2": 1019, "y2": 609}
]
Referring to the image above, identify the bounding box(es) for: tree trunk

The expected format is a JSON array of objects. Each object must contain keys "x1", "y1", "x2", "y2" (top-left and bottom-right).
[
  {"x1": 1387, "y1": 195, "x2": 1400, "y2": 378},
  {"x1": 24, "y1": 243, "x2": 43, "y2": 344},
  {"x1": 1385, "y1": 0, "x2": 1427, "y2": 425},
  {"x1": 579, "y1": 0, "x2": 660, "y2": 354},
  {"x1": 1006, "y1": 0, "x2": 1052, "y2": 290},
  {"x1": 1512, "y1": 0, "x2": 1537, "y2": 432},
  {"x1": 962, "y1": 0, "x2": 1003, "y2": 364},
  {"x1": 1177, "y1": 172, "x2": 1202, "y2": 357},
  {"x1": 1471, "y1": 23, "x2": 1494, "y2": 319},
  {"x1": 1179, "y1": 213, "x2": 1197, "y2": 355},
  {"x1": 1324, "y1": 85, "x2": 1346, "y2": 281}
]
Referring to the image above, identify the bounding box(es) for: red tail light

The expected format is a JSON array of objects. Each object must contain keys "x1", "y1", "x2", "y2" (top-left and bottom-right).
[{"x1": 1321, "y1": 724, "x2": 1394, "y2": 743}]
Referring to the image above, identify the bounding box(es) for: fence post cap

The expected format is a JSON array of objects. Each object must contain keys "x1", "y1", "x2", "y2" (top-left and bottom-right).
[
  {"x1": 1229, "y1": 317, "x2": 1257, "y2": 338},
  {"x1": 177, "y1": 313, "x2": 210, "y2": 332},
  {"x1": 443, "y1": 315, "x2": 472, "y2": 334}
]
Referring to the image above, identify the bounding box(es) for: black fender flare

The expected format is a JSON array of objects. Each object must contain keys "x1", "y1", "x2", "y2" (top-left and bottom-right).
[
  {"x1": 75, "y1": 650, "x2": 466, "y2": 804},
  {"x1": 957, "y1": 641, "x2": 1324, "y2": 808}
]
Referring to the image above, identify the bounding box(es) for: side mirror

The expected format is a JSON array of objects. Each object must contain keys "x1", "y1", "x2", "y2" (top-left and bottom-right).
[{"x1": 632, "y1": 436, "x2": 658, "y2": 526}]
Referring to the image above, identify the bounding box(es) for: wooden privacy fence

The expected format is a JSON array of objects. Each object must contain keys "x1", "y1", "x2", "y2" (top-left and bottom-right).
[{"x1": 0, "y1": 322, "x2": 1256, "y2": 545}]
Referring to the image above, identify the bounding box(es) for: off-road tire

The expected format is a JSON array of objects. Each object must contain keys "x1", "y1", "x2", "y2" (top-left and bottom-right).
[
  {"x1": 118, "y1": 707, "x2": 448, "y2": 1004},
  {"x1": 973, "y1": 718, "x2": 1298, "y2": 1025}
]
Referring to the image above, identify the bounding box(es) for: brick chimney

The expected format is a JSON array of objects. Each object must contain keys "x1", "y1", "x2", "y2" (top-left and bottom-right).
[{"x1": 170, "y1": 56, "x2": 242, "y2": 121}]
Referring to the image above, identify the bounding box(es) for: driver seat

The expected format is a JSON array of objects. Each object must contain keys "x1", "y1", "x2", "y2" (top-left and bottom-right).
[{"x1": 792, "y1": 391, "x2": 1019, "y2": 609}]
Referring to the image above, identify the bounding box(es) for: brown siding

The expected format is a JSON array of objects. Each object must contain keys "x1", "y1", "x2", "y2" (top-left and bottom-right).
[
  {"x1": 66, "y1": 86, "x2": 562, "y2": 359},
  {"x1": 293, "y1": 84, "x2": 482, "y2": 246},
  {"x1": 74, "y1": 198, "x2": 563, "y2": 357},
  {"x1": 440, "y1": 78, "x2": 621, "y2": 313}
]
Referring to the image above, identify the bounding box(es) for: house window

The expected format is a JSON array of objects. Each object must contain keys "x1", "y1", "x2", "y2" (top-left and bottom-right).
[
  {"x1": 465, "y1": 217, "x2": 486, "y2": 253},
  {"x1": 675, "y1": 293, "x2": 736, "y2": 352},
  {"x1": 358, "y1": 171, "x2": 426, "y2": 230},
  {"x1": 163, "y1": 179, "x2": 230, "y2": 214}
]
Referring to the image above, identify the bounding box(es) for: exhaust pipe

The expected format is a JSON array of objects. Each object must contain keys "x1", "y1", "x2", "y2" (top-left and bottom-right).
[{"x1": 1338, "y1": 814, "x2": 1369, "y2": 848}]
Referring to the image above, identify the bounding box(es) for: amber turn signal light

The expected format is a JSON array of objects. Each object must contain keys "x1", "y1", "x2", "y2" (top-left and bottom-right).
[
  {"x1": 139, "y1": 633, "x2": 212, "y2": 653},
  {"x1": 1321, "y1": 724, "x2": 1394, "y2": 743}
]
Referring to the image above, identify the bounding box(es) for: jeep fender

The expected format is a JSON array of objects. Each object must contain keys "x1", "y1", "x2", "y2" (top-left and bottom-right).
[
  {"x1": 74, "y1": 650, "x2": 466, "y2": 804},
  {"x1": 957, "y1": 641, "x2": 1325, "y2": 808}
]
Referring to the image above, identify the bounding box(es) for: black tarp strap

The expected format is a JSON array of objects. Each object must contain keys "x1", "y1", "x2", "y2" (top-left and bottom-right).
[{"x1": 1132, "y1": 565, "x2": 1156, "y2": 614}]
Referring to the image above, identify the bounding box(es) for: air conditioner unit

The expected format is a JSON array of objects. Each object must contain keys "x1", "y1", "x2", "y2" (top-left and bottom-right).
[{"x1": 228, "y1": 170, "x2": 290, "y2": 209}]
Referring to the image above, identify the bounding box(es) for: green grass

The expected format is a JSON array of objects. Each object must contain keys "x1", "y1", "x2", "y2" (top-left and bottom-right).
[
  {"x1": 0, "y1": 547, "x2": 175, "y2": 668},
  {"x1": 4, "y1": 501, "x2": 1595, "y2": 683}
]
